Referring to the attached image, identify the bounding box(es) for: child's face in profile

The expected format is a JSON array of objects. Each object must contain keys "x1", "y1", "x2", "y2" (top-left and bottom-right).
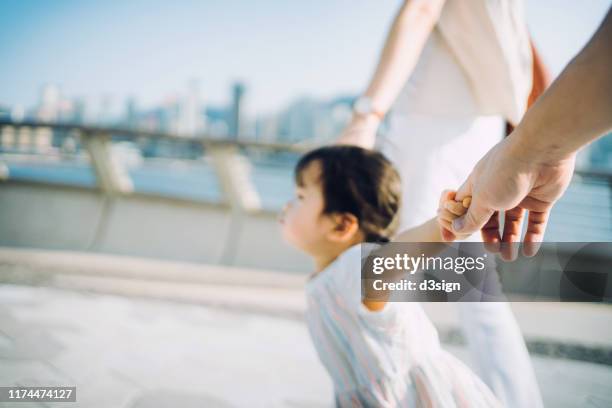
[{"x1": 278, "y1": 161, "x2": 336, "y2": 256}]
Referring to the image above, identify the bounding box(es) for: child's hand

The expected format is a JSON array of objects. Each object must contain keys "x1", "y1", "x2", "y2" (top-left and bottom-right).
[{"x1": 437, "y1": 190, "x2": 472, "y2": 242}]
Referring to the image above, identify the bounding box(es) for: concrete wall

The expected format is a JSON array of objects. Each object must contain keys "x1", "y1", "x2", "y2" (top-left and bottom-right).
[{"x1": 0, "y1": 181, "x2": 311, "y2": 273}]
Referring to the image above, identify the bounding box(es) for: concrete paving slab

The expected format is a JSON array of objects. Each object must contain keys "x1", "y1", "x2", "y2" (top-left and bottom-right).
[{"x1": 0, "y1": 284, "x2": 611, "y2": 407}]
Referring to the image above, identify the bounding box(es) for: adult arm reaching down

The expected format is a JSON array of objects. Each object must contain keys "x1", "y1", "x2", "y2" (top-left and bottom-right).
[
  {"x1": 447, "y1": 7, "x2": 612, "y2": 259},
  {"x1": 336, "y1": 0, "x2": 446, "y2": 149}
]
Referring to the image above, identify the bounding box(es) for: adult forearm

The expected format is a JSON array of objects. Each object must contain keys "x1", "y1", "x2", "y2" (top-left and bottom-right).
[
  {"x1": 510, "y1": 8, "x2": 612, "y2": 164},
  {"x1": 362, "y1": 0, "x2": 444, "y2": 114}
]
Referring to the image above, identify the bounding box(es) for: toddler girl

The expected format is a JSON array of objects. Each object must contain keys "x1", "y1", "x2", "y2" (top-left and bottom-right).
[{"x1": 278, "y1": 145, "x2": 501, "y2": 407}]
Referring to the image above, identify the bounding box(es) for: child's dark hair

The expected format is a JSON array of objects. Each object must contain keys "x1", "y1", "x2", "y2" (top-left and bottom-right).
[{"x1": 294, "y1": 145, "x2": 401, "y2": 243}]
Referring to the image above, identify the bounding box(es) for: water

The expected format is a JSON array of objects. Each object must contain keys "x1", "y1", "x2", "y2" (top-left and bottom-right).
[
  {"x1": 4, "y1": 158, "x2": 611, "y2": 241},
  {"x1": 547, "y1": 181, "x2": 612, "y2": 241},
  {"x1": 5, "y1": 158, "x2": 294, "y2": 211}
]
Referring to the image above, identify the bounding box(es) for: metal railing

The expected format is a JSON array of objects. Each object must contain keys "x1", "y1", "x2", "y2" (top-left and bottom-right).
[
  {"x1": 1, "y1": 119, "x2": 611, "y2": 224},
  {"x1": 0, "y1": 119, "x2": 316, "y2": 213}
]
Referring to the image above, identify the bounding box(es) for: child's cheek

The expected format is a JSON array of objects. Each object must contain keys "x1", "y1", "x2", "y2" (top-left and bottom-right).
[{"x1": 283, "y1": 209, "x2": 303, "y2": 238}]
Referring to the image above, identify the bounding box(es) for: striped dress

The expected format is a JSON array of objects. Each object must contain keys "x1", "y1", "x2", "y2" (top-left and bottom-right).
[{"x1": 304, "y1": 243, "x2": 502, "y2": 407}]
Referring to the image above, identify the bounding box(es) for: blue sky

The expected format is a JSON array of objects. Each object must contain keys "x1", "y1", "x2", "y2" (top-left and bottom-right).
[{"x1": 0, "y1": 0, "x2": 610, "y2": 116}]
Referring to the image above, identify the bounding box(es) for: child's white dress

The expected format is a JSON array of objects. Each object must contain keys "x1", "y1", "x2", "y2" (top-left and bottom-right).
[{"x1": 305, "y1": 243, "x2": 502, "y2": 407}]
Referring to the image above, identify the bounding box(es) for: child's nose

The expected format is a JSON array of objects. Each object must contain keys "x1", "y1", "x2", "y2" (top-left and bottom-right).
[{"x1": 278, "y1": 201, "x2": 290, "y2": 222}]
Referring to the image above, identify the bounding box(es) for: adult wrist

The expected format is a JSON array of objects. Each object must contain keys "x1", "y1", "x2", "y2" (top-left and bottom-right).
[
  {"x1": 353, "y1": 96, "x2": 386, "y2": 122},
  {"x1": 507, "y1": 123, "x2": 575, "y2": 167},
  {"x1": 351, "y1": 112, "x2": 381, "y2": 129}
]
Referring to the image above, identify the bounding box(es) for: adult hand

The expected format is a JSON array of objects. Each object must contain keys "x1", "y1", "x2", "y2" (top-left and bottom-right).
[
  {"x1": 335, "y1": 114, "x2": 380, "y2": 150},
  {"x1": 449, "y1": 134, "x2": 576, "y2": 260},
  {"x1": 449, "y1": 7, "x2": 611, "y2": 259}
]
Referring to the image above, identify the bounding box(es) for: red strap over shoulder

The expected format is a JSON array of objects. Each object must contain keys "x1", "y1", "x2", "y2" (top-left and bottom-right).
[
  {"x1": 505, "y1": 36, "x2": 552, "y2": 136},
  {"x1": 527, "y1": 38, "x2": 552, "y2": 107}
]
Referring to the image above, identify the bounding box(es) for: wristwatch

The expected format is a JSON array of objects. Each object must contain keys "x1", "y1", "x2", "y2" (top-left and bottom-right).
[{"x1": 353, "y1": 96, "x2": 385, "y2": 120}]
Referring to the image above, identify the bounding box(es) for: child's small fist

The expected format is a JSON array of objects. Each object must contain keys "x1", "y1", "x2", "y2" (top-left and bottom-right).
[{"x1": 437, "y1": 190, "x2": 471, "y2": 241}]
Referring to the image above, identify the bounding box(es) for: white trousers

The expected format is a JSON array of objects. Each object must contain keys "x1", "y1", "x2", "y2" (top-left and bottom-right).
[{"x1": 379, "y1": 112, "x2": 543, "y2": 408}]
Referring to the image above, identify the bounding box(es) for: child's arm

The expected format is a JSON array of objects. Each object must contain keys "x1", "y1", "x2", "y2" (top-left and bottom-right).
[
  {"x1": 392, "y1": 217, "x2": 443, "y2": 242},
  {"x1": 362, "y1": 191, "x2": 470, "y2": 311}
]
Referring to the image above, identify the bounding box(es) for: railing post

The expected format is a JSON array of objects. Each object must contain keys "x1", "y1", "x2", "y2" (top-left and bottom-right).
[
  {"x1": 83, "y1": 132, "x2": 133, "y2": 194},
  {"x1": 0, "y1": 161, "x2": 8, "y2": 181},
  {"x1": 209, "y1": 145, "x2": 261, "y2": 265},
  {"x1": 209, "y1": 145, "x2": 261, "y2": 212},
  {"x1": 0, "y1": 126, "x2": 16, "y2": 149}
]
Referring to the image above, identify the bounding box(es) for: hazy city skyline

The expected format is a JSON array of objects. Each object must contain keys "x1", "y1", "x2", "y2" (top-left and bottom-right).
[{"x1": 1, "y1": 0, "x2": 610, "y2": 119}]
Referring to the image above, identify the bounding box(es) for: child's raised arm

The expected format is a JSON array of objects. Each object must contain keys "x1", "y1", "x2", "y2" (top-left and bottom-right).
[{"x1": 362, "y1": 190, "x2": 471, "y2": 311}]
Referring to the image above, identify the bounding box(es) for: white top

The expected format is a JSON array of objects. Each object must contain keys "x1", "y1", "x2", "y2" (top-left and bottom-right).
[
  {"x1": 392, "y1": 0, "x2": 532, "y2": 125},
  {"x1": 304, "y1": 243, "x2": 502, "y2": 407},
  {"x1": 372, "y1": 3, "x2": 542, "y2": 407},
  {"x1": 379, "y1": 0, "x2": 532, "y2": 233}
]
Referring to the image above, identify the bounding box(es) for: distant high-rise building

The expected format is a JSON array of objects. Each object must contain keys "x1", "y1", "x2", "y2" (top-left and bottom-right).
[
  {"x1": 0, "y1": 105, "x2": 15, "y2": 121},
  {"x1": 36, "y1": 84, "x2": 61, "y2": 122},
  {"x1": 124, "y1": 97, "x2": 138, "y2": 129},
  {"x1": 11, "y1": 105, "x2": 25, "y2": 122},
  {"x1": 255, "y1": 115, "x2": 279, "y2": 142},
  {"x1": 229, "y1": 82, "x2": 245, "y2": 139},
  {"x1": 277, "y1": 97, "x2": 318, "y2": 143},
  {"x1": 205, "y1": 106, "x2": 230, "y2": 139},
  {"x1": 97, "y1": 95, "x2": 114, "y2": 125},
  {"x1": 275, "y1": 95, "x2": 355, "y2": 143},
  {"x1": 69, "y1": 99, "x2": 85, "y2": 124},
  {"x1": 177, "y1": 80, "x2": 204, "y2": 137}
]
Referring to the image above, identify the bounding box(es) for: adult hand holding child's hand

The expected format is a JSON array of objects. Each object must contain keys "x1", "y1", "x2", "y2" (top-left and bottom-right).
[
  {"x1": 437, "y1": 189, "x2": 472, "y2": 242},
  {"x1": 450, "y1": 136, "x2": 576, "y2": 260},
  {"x1": 443, "y1": 7, "x2": 612, "y2": 260}
]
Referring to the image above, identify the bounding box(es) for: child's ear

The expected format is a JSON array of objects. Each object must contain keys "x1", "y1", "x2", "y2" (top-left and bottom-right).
[{"x1": 327, "y1": 213, "x2": 360, "y2": 243}]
